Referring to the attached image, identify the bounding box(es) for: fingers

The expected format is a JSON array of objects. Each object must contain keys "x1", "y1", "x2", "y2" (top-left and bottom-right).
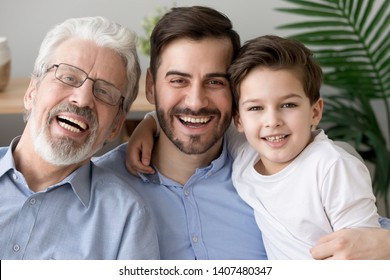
[
  {"x1": 139, "y1": 142, "x2": 155, "y2": 174},
  {"x1": 311, "y1": 229, "x2": 357, "y2": 260},
  {"x1": 125, "y1": 143, "x2": 155, "y2": 175},
  {"x1": 310, "y1": 232, "x2": 338, "y2": 260},
  {"x1": 310, "y1": 243, "x2": 333, "y2": 260}
]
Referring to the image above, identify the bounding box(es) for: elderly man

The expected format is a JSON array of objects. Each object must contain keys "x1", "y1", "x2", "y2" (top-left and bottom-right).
[{"x1": 0, "y1": 16, "x2": 159, "y2": 259}]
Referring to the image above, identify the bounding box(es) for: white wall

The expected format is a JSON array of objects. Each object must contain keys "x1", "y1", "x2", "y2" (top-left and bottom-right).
[{"x1": 0, "y1": 0, "x2": 295, "y2": 77}]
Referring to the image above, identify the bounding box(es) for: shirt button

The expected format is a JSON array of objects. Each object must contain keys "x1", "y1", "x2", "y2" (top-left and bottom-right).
[
  {"x1": 184, "y1": 189, "x2": 190, "y2": 196},
  {"x1": 13, "y1": 244, "x2": 20, "y2": 252},
  {"x1": 12, "y1": 173, "x2": 18, "y2": 180},
  {"x1": 30, "y1": 198, "x2": 36, "y2": 205},
  {"x1": 192, "y1": 236, "x2": 198, "y2": 243}
]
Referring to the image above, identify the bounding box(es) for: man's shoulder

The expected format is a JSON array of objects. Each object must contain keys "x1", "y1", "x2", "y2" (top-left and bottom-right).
[
  {"x1": 90, "y1": 161, "x2": 133, "y2": 188},
  {"x1": 93, "y1": 142, "x2": 127, "y2": 167},
  {"x1": 92, "y1": 143, "x2": 132, "y2": 178},
  {"x1": 89, "y1": 160, "x2": 144, "y2": 205},
  {"x1": 0, "y1": 146, "x2": 8, "y2": 159},
  {"x1": 91, "y1": 161, "x2": 125, "y2": 179}
]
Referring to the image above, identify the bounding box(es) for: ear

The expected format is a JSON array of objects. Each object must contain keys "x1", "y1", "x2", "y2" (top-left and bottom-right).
[
  {"x1": 145, "y1": 68, "x2": 156, "y2": 104},
  {"x1": 233, "y1": 111, "x2": 245, "y2": 133},
  {"x1": 106, "y1": 114, "x2": 126, "y2": 143},
  {"x1": 24, "y1": 78, "x2": 38, "y2": 110},
  {"x1": 311, "y1": 97, "x2": 323, "y2": 127}
]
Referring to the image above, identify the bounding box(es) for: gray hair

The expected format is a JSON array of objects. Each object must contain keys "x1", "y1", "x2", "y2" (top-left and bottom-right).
[{"x1": 33, "y1": 16, "x2": 140, "y2": 112}]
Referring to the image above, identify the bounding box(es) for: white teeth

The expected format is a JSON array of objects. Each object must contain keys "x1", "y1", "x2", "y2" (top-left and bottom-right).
[
  {"x1": 59, "y1": 122, "x2": 82, "y2": 133},
  {"x1": 57, "y1": 115, "x2": 88, "y2": 133},
  {"x1": 180, "y1": 116, "x2": 210, "y2": 123},
  {"x1": 59, "y1": 116, "x2": 87, "y2": 130},
  {"x1": 265, "y1": 135, "x2": 286, "y2": 142}
]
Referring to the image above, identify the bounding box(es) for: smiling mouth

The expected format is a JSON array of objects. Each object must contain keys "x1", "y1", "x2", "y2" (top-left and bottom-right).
[
  {"x1": 57, "y1": 116, "x2": 88, "y2": 133},
  {"x1": 264, "y1": 135, "x2": 287, "y2": 143},
  {"x1": 179, "y1": 116, "x2": 211, "y2": 127}
]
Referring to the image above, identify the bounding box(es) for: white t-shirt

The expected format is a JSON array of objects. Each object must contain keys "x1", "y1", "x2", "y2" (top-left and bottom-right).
[{"x1": 230, "y1": 129, "x2": 380, "y2": 259}]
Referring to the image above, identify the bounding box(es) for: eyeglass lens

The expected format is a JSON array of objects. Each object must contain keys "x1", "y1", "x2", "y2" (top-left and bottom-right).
[{"x1": 54, "y1": 63, "x2": 123, "y2": 106}]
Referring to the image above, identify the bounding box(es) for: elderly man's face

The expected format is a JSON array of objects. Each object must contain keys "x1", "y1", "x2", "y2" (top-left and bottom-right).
[{"x1": 24, "y1": 38, "x2": 127, "y2": 166}]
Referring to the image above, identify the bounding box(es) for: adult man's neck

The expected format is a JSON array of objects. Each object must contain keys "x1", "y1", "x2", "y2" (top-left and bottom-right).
[
  {"x1": 152, "y1": 133, "x2": 223, "y2": 186},
  {"x1": 13, "y1": 133, "x2": 85, "y2": 193}
]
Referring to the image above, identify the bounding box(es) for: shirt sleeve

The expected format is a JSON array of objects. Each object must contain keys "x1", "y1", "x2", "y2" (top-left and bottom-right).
[
  {"x1": 379, "y1": 216, "x2": 390, "y2": 229},
  {"x1": 321, "y1": 155, "x2": 380, "y2": 231}
]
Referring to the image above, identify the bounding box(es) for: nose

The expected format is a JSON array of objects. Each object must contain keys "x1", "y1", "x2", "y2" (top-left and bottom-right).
[
  {"x1": 184, "y1": 83, "x2": 209, "y2": 110},
  {"x1": 68, "y1": 78, "x2": 95, "y2": 108},
  {"x1": 264, "y1": 108, "x2": 282, "y2": 128}
]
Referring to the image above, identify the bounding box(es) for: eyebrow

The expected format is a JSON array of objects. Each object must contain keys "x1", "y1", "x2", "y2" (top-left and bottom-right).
[
  {"x1": 241, "y1": 93, "x2": 304, "y2": 105},
  {"x1": 165, "y1": 70, "x2": 228, "y2": 79},
  {"x1": 283, "y1": 93, "x2": 304, "y2": 100}
]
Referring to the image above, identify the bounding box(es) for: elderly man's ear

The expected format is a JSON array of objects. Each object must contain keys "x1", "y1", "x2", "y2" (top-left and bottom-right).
[{"x1": 24, "y1": 78, "x2": 38, "y2": 111}]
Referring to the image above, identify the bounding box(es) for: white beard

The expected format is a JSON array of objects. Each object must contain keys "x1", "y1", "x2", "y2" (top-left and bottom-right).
[{"x1": 29, "y1": 103, "x2": 100, "y2": 166}]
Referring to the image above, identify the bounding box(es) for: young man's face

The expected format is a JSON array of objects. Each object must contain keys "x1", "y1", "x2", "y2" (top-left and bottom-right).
[
  {"x1": 148, "y1": 37, "x2": 233, "y2": 155},
  {"x1": 24, "y1": 38, "x2": 127, "y2": 165},
  {"x1": 235, "y1": 67, "x2": 323, "y2": 174}
]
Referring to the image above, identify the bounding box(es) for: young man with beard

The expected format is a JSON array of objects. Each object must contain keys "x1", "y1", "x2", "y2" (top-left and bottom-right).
[
  {"x1": 0, "y1": 17, "x2": 159, "y2": 259},
  {"x1": 96, "y1": 6, "x2": 390, "y2": 259},
  {"x1": 96, "y1": 6, "x2": 264, "y2": 259}
]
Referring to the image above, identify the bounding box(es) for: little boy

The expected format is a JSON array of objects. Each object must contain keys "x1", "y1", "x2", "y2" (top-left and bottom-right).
[{"x1": 226, "y1": 35, "x2": 379, "y2": 259}]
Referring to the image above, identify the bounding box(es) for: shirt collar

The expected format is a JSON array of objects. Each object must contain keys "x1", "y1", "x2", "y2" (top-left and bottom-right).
[
  {"x1": 62, "y1": 162, "x2": 92, "y2": 208},
  {"x1": 0, "y1": 136, "x2": 92, "y2": 208},
  {"x1": 0, "y1": 136, "x2": 21, "y2": 177},
  {"x1": 139, "y1": 136, "x2": 229, "y2": 186}
]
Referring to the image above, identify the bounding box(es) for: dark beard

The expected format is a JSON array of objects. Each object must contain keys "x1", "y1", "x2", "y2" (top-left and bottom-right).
[{"x1": 156, "y1": 107, "x2": 231, "y2": 155}]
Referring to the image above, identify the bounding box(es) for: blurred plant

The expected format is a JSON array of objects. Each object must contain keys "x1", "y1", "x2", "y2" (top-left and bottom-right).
[
  {"x1": 139, "y1": 4, "x2": 175, "y2": 56},
  {"x1": 276, "y1": 0, "x2": 390, "y2": 215}
]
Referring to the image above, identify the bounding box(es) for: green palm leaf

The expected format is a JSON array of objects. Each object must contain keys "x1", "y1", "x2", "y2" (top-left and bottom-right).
[{"x1": 276, "y1": 0, "x2": 390, "y2": 213}]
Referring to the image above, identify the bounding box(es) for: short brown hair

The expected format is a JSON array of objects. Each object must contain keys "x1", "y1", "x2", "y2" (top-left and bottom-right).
[
  {"x1": 149, "y1": 6, "x2": 241, "y2": 78},
  {"x1": 228, "y1": 35, "x2": 323, "y2": 109}
]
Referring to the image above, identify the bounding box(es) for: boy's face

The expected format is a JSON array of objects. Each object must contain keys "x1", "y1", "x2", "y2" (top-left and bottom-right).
[{"x1": 234, "y1": 67, "x2": 323, "y2": 175}]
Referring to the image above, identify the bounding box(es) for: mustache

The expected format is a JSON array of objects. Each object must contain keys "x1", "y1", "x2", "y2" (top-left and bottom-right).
[
  {"x1": 171, "y1": 107, "x2": 221, "y2": 116},
  {"x1": 47, "y1": 103, "x2": 97, "y2": 128}
]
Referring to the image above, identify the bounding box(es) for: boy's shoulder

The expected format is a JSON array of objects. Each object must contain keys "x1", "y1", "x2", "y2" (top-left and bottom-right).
[{"x1": 310, "y1": 130, "x2": 363, "y2": 163}]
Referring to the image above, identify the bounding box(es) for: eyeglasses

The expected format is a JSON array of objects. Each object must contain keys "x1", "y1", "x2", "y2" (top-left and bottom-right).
[{"x1": 47, "y1": 63, "x2": 124, "y2": 107}]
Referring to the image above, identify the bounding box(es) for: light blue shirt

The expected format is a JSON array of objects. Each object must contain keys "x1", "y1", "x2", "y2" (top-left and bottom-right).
[
  {"x1": 95, "y1": 139, "x2": 267, "y2": 260},
  {"x1": 379, "y1": 217, "x2": 390, "y2": 229},
  {"x1": 0, "y1": 138, "x2": 159, "y2": 260}
]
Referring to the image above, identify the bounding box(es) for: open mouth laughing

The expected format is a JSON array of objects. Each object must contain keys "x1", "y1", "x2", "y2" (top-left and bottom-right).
[{"x1": 57, "y1": 115, "x2": 88, "y2": 133}]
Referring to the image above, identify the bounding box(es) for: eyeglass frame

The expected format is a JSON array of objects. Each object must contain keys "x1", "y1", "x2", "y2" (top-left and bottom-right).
[{"x1": 46, "y1": 63, "x2": 125, "y2": 109}]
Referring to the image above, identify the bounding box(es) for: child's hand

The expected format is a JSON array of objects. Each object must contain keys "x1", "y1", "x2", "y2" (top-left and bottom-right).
[{"x1": 125, "y1": 114, "x2": 157, "y2": 175}]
